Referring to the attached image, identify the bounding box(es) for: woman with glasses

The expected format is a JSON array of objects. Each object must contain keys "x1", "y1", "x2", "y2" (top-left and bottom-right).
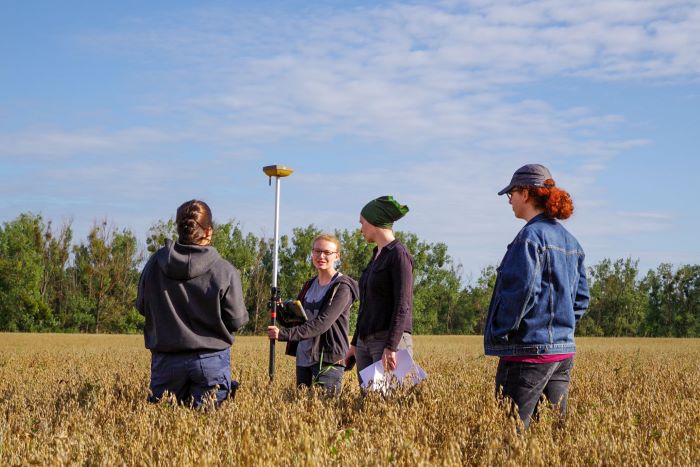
[
  {"x1": 267, "y1": 234, "x2": 358, "y2": 394},
  {"x1": 344, "y1": 195, "x2": 414, "y2": 384},
  {"x1": 484, "y1": 164, "x2": 590, "y2": 428}
]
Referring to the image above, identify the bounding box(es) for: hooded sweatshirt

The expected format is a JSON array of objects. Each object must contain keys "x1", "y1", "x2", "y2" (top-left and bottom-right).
[
  {"x1": 136, "y1": 239, "x2": 249, "y2": 352},
  {"x1": 280, "y1": 275, "x2": 359, "y2": 365}
]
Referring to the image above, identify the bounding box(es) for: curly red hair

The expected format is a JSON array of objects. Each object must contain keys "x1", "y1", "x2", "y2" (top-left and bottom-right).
[{"x1": 519, "y1": 179, "x2": 574, "y2": 220}]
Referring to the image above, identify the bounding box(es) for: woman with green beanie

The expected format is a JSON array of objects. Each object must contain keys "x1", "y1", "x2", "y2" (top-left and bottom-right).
[{"x1": 345, "y1": 196, "x2": 414, "y2": 384}]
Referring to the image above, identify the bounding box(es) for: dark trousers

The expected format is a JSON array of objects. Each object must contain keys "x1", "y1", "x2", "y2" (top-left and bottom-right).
[
  {"x1": 355, "y1": 331, "x2": 413, "y2": 385},
  {"x1": 495, "y1": 357, "x2": 574, "y2": 428},
  {"x1": 296, "y1": 363, "x2": 345, "y2": 395},
  {"x1": 149, "y1": 348, "x2": 233, "y2": 408}
]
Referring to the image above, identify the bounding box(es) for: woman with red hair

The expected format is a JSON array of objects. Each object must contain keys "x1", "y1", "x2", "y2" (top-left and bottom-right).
[{"x1": 484, "y1": 164, "x2": 590, "y2": 429}]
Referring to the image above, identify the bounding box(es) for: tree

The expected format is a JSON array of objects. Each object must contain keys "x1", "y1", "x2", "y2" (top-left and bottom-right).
[
  {"x1": 0, "y1": 214, "x2": 54, "y2": 331},
  {"x1": 395, "y1": 232, "x2": 467, "y2": 334},
  {"x1": 463, "y1": 265, "x2": 497, "y2": 335},
  {"x1": 71, "y1": 221, "x2": 143, "y2": 333},
  {"x1": 4, "y1": 209, "x2": 700, "y2": 338},
  {"x1": 335, "y1": 228, "x2": 373, "y2": 281},
  {"x1": 40, "y1": 221, "x2": 73, "y2": 329},
  {"x1": 145, "y1": 219, "x2": 177, "y2": 254},
  {"x1": 576, "y1": 258, "x2": 646, "y2": 336},
  {"x1": 242, "y1": 237, "x2": 272, "y2": 334},
  {"x1": 213, "y1": 220, "x2": 270, "y2": 335},
  {"x1": 643, "y1": 264, "x2": 700, "y2": 337}
]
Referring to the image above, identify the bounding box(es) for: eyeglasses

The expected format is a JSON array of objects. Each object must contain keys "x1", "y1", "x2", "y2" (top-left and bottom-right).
[
  {"x1": 311, "y1": 249, "x2": 337, "y2": 258},
  {"x1": 506, "y1": 189, "x2": 520, "y2": 200}
]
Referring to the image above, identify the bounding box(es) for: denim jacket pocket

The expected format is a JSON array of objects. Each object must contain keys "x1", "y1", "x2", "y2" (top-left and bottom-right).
[{"x1": 486, "y1": 296, "x2": 509, "y2": 346}]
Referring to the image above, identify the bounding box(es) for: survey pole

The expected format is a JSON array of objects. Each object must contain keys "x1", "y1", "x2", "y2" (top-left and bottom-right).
[{"x1": 263, "y1": 165, "x2": 293, "y2": 382}]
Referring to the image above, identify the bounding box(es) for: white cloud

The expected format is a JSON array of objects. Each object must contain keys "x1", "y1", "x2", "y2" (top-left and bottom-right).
[
  {"x1": 616, "y1": 211, "x2": 674, "y2": 220},
  {"x1": 5, "y1": 0, "x2": 698, "y2": 274},
  {"x1": 80, "y1": 1, "x2": 700, "y2": 124},
  {"x1": 0, "y1": 127, "x2": 174, "y2": 158}
]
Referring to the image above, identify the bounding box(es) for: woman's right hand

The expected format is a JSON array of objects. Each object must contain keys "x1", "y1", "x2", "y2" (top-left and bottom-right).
[{"x1": 267, "y1": 326, "x2": 280, "y2": 340}]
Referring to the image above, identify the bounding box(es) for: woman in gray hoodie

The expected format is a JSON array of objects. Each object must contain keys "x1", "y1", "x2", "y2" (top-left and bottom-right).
[{"x1": 136, "y1": 200, "x2": 249, "y2": 407}]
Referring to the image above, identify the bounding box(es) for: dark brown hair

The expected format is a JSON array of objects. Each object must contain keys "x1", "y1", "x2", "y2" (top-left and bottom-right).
[
  {"x1": 519, "y1": 179, "x2": 574, "y2": 220},
  {"x1": 176, "y1": 200, "x2": 213, "y2": 245}
]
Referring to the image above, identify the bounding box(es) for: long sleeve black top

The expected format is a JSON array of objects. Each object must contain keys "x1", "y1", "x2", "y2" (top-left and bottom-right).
[{"x1": 351, "y1": 239, "x2": 414, "y2": 351}]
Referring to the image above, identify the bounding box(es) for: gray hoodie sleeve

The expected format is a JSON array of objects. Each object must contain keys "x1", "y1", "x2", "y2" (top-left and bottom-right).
[
  {"x1": 221, "y1": 267, "x2": 249, "y2": 332},
  {"x1": 135, "y1": 255, "x2": 155, "y2": 316}
]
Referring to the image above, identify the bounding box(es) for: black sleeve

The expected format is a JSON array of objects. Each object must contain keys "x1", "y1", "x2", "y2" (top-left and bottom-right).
[
  {"x1": 350, "y1": 330, "x2": 359, "y2": 346},
  {"x1": 386, "y1": 248, "x2": 413, "y2": 351}
]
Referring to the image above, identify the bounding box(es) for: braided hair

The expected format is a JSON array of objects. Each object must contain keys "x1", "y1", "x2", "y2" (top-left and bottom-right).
[{"x1": 176, "y1": 200, "x2": 213, "y2": 245}]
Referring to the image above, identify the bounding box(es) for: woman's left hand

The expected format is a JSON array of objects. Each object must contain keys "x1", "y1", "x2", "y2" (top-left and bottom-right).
[{"x1": 267, "y1": 326, "x2": 280, "y2": 340}]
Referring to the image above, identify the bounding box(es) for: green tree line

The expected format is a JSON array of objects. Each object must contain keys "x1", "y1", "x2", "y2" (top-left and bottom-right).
[{"x1": 1, "y1": 213, "x2": 698, "y2": 337}]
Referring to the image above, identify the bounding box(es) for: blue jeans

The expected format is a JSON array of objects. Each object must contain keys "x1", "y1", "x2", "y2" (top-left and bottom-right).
[
  {"x1": 495, "y1": 357, "x2": 573, "y2": 428},
  {"x1": 149, "y1": 348, "x2": 234, "y2": 408},
  {"x1": 296, "y1": 363, "x2": 345, "y2": 395}
]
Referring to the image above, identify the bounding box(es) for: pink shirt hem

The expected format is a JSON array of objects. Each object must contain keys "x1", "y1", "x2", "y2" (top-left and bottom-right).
[{"x1": 501, "y1": 353, "x2": 574, "y2": 364}]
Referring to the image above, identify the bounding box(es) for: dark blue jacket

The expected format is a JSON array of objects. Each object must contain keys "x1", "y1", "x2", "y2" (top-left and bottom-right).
[{"x1": 484, "y1": 214, "x2": 589, "y2": 356}]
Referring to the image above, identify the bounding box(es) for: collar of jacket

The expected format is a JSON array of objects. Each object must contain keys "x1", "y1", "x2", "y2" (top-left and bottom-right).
[
  {"x1": 373, "y1": 238, "x2": 399, "y2": 255},
  {"x1": 525, "y1": 212, "x2": 550, "y2": 227}
]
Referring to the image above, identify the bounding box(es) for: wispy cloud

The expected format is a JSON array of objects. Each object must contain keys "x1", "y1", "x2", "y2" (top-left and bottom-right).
[
  {"x1": 0, "y1": 127, "x2": 174, "y2": 158},
  {"x1": 76, "y1": 0, "x2": 699, "y2": 148},
  {"x1": 4, "y1": 0, "x2": 698, "y2": 273},
  {"x1": 616, "y1": 211, "x2": 675, "y2": 220}
]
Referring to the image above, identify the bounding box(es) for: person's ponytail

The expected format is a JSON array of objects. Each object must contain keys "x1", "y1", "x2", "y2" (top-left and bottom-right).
[{"x1": 528, "y1": 179, "x2": 574, "y2": 220}]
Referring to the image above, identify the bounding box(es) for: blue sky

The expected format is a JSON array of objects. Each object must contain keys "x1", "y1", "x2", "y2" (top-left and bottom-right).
[{"x1": 2, "y1": 0, "x2": 699, "y2": 280}]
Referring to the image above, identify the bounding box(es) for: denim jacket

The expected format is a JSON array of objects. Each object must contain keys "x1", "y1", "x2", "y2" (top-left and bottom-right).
[{"x1": 484, "y1": 214, "x2": 589, "y2": 356}]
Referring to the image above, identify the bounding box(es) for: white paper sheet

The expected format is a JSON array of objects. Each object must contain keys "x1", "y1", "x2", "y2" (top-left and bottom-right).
[{"x1": 359, "y1": 349, "x2": 427, "y2": 393}]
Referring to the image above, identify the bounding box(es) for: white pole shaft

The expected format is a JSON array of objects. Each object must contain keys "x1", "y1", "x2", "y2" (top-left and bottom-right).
[{"x1": 272, "y1": 176, "x2": 281, "y2": 288}]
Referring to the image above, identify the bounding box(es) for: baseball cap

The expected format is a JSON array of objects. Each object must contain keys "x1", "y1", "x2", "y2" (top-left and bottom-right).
[{"x1": 498, "y1": 164, "x2": 553, "y2": 196}]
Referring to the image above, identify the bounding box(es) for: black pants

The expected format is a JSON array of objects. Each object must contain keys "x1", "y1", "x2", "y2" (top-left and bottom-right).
[{"x1": 495, "y1": 357, "x2": 573, "y2": 428}]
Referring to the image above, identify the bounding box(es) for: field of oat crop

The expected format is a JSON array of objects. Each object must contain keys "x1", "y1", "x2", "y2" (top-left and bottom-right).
[{"x1": 1, "y1": 333, "x2": 699, "y2": 466}]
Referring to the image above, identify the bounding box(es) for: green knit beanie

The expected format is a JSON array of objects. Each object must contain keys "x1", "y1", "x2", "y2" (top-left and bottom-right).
[{"x1": 360, "y1": 196, "x2": 409, "y2": 228}]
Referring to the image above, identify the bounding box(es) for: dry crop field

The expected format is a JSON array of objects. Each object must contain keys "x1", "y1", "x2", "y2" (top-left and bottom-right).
[{"x1": 1, "y1": 334, "x2": 699, "y2": 466}]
